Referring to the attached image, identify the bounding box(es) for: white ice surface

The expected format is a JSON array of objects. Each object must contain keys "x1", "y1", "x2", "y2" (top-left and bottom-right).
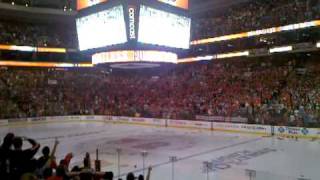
[{"x1": 1, "y1": 121, "x2": 319, "y2": 180}]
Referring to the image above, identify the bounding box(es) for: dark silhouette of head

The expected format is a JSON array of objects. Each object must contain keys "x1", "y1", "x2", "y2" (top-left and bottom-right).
[
  {"x1": 59, "y1": 159, "x2": 65, "y2": 166},
  {"x1": 83, "y1": 158, "x2": 90, "y2": 168},
  {"x1": 138, "y1": 175, "x2": 144, "y2": 180},
  {"x1": 104, "y1": 172, "x2": 114, "y2": 180},
  {"x1": 42, "y1": 146, "x2": 50, "y2": 157},
  {"x1": 71, "y1": 166, "x2": 81, "y2": 172},
  {"x1": 13, "y1": 137, "x2": 23, "y2": 150},
  {"x1": 83, "y1": 152, "x2": 91, "y2": 168},
  {"x1": 1, "y1": 133, "x2": 14, "y2": 149},
  {"x1": 126, "y1": 173, "x2": 135, "y2": 180}
]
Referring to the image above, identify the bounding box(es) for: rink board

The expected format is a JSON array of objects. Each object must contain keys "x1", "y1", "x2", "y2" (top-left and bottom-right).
[{"x1": 0, "y1": 116, "x2": 320, "y2": 139}]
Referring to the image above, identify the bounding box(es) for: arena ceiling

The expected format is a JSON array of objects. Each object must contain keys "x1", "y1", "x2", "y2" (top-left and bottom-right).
[
  {"x1": 0, "y1": 0, "x2": 73, "y2": 9},
  {"x1": 1, "y1": 0, "x2": 250, "y2": 13},
  {"x1": 0, "y1": 0, "x2": 251, "y2": 22}
]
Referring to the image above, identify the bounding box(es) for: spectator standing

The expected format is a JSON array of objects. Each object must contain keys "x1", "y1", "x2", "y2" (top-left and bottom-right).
[
  {"x1": 0, "y1": 133, "x2": 15, "y2": 179},
  {"x1": 10, "y1": 136, "x2": 40, "y2": 180}
]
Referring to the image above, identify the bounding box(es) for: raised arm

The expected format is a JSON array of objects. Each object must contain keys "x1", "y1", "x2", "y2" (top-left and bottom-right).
[
  {"x1": 26, "y1": 137, "x2": 40, "y2": 150},
  {"x1": 146, "y1": 167, "x2": 152, "y2": 180},
  {"x1": 24, "y1": 137, "x2": 40, "y2": 159},
  {"x1": 44, "y1": 138, "x2": 59, "y2": 168},
  {"x1": 50, "y1": 138, "x2": 59, "y2": 157}
]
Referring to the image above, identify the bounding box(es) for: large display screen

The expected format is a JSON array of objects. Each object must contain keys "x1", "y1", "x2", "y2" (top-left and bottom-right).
[
  {"x1": 76, "y1": 5, "x2": 127, "y2": 51},
  {"x1": 138, "y1": 5, "x2": 191, "y2": 49},
  {"x1": 77, "y1": 0, "x2": 108, "y2": 10},
  {"x1": 158, "y1": 0, "x2": 188, "y2": 9}
]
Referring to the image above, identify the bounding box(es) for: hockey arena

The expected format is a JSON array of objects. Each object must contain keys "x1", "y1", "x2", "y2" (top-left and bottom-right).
[{"x1": 0, "y1": 0, "x2": 320, "y2": 180}]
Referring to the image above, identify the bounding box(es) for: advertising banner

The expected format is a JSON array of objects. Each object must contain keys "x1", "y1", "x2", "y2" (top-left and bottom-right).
[
  {"x1": 213, "y1": 122, "x2": 271, "y2": 135},
  {"x1": 196, "y1": 115, "x2": 248, "y2": 123},
  {"x1": 168, "y1": 120, "x2": 211, "y2": 129},
  {"x1": 149, "y1": 118, "x2": 165, "y2": 126},
  {"x1": 28, "y1": 117, "x2": 46, "y2": 122},
  {"x1": 9, "y1": 118, "x2": 27, "y2": 123},
  {"x1": 274, "y1": 126, "x2": 320, "y2": 138},
  {"x1": 5, "y1": 115, "x2": 320, "y2": 139},
  {"x1": 0, "y1": 120, "x2": 8, "y2": 126},
  {"x1": 111, "y1": 116, "x2": 166, "y2": 126},
  {"x1": 66, "y1": 116, "x2": 82, "y2": 121},
  {"x1": 127, "y1": 5, "x2": 137, "y2": 40},
  {"x1": 196, "y1": 115, "x2": 225, "y2": 122}
]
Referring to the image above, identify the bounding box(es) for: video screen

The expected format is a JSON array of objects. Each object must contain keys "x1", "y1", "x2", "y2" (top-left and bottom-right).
[
  {"x1": 76, "y1": 5, "x2": 127, "y2": 51},
  {"x1": 138, "y1": 5, "x2": 191, "y2": 49},
  {"x1": 158, "y1": 0, "x2": 188, "y2": 9},
  {"x1": 77, "y1": 0, "x2": 108, "y2": 10}
]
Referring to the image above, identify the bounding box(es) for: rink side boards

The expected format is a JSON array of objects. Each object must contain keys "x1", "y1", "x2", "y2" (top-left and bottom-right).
[{"x1": 0, "y1": 116, "x2": 320, "y2": 139}]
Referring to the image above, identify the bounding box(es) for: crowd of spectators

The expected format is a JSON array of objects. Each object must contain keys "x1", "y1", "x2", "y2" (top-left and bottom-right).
[
  {"x1": 1, "y1": 0, "x2": 319, "y2": 50},
  {"x1": 0, "y1": 20, "x2": 77, "y2": 48},
  {"x1": 0, "y1": 54, "x2": 319, "y2": 127},
  {"x1": 0, "y1": 132, "x2": 152, "y2": 180},
  {"x1": 192, "y1": 0, "x2": 320, "y2": 40},
  {"x1": 188, "y1": 28, "x2": 320, "y2": 57},
  {"x1": 0, "y1": 0, "x2": 319, "y2": 57},
  {"x1": 0, "y1": 0, "x2": 74, "y2": 10}
]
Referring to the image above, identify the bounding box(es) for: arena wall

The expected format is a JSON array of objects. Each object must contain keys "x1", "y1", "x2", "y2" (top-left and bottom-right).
[{"x1": 1, "y1": 116, "x2": 320, "y2": 139}]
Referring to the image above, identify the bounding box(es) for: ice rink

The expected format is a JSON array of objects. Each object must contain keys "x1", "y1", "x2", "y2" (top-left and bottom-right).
[{"x1": 1, "y1": 121, "x2": 319, "y2": 180}]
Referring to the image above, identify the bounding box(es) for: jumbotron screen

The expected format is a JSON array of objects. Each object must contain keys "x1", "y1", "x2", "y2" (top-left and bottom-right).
[
  {"x1": 158, "y1": 0, "x2": 188, "y2": 9},
  {"x1": 77, "y1": 0, "x2": 188, "y2": 10},
  {"x1": 77, "y1": 0, "x2": 108, "y2": 10},
  {"x1": 138, "y1": 5, "x2": 191, "y2": 49},
  {"x1": 76, "y1": 5, "x2": 127, "y2": 51}
]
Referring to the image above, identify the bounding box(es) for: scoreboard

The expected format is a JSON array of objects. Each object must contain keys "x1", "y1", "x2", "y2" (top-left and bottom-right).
[
  {"x1": 76, "y1": 5, "x2": 127, "y2": 51},
  {"x1": 77, "y1": 0, "x2": 108, "y2": 10},
  {"x1": 138, "y1": 5, "x2": 191, "y2": 49},
  {"x1": 75, "y1": 0, "x2": 190, "y2": 64},
  {"x1": 77, "y1": 0, "x2": 188, "y2": 10}
]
